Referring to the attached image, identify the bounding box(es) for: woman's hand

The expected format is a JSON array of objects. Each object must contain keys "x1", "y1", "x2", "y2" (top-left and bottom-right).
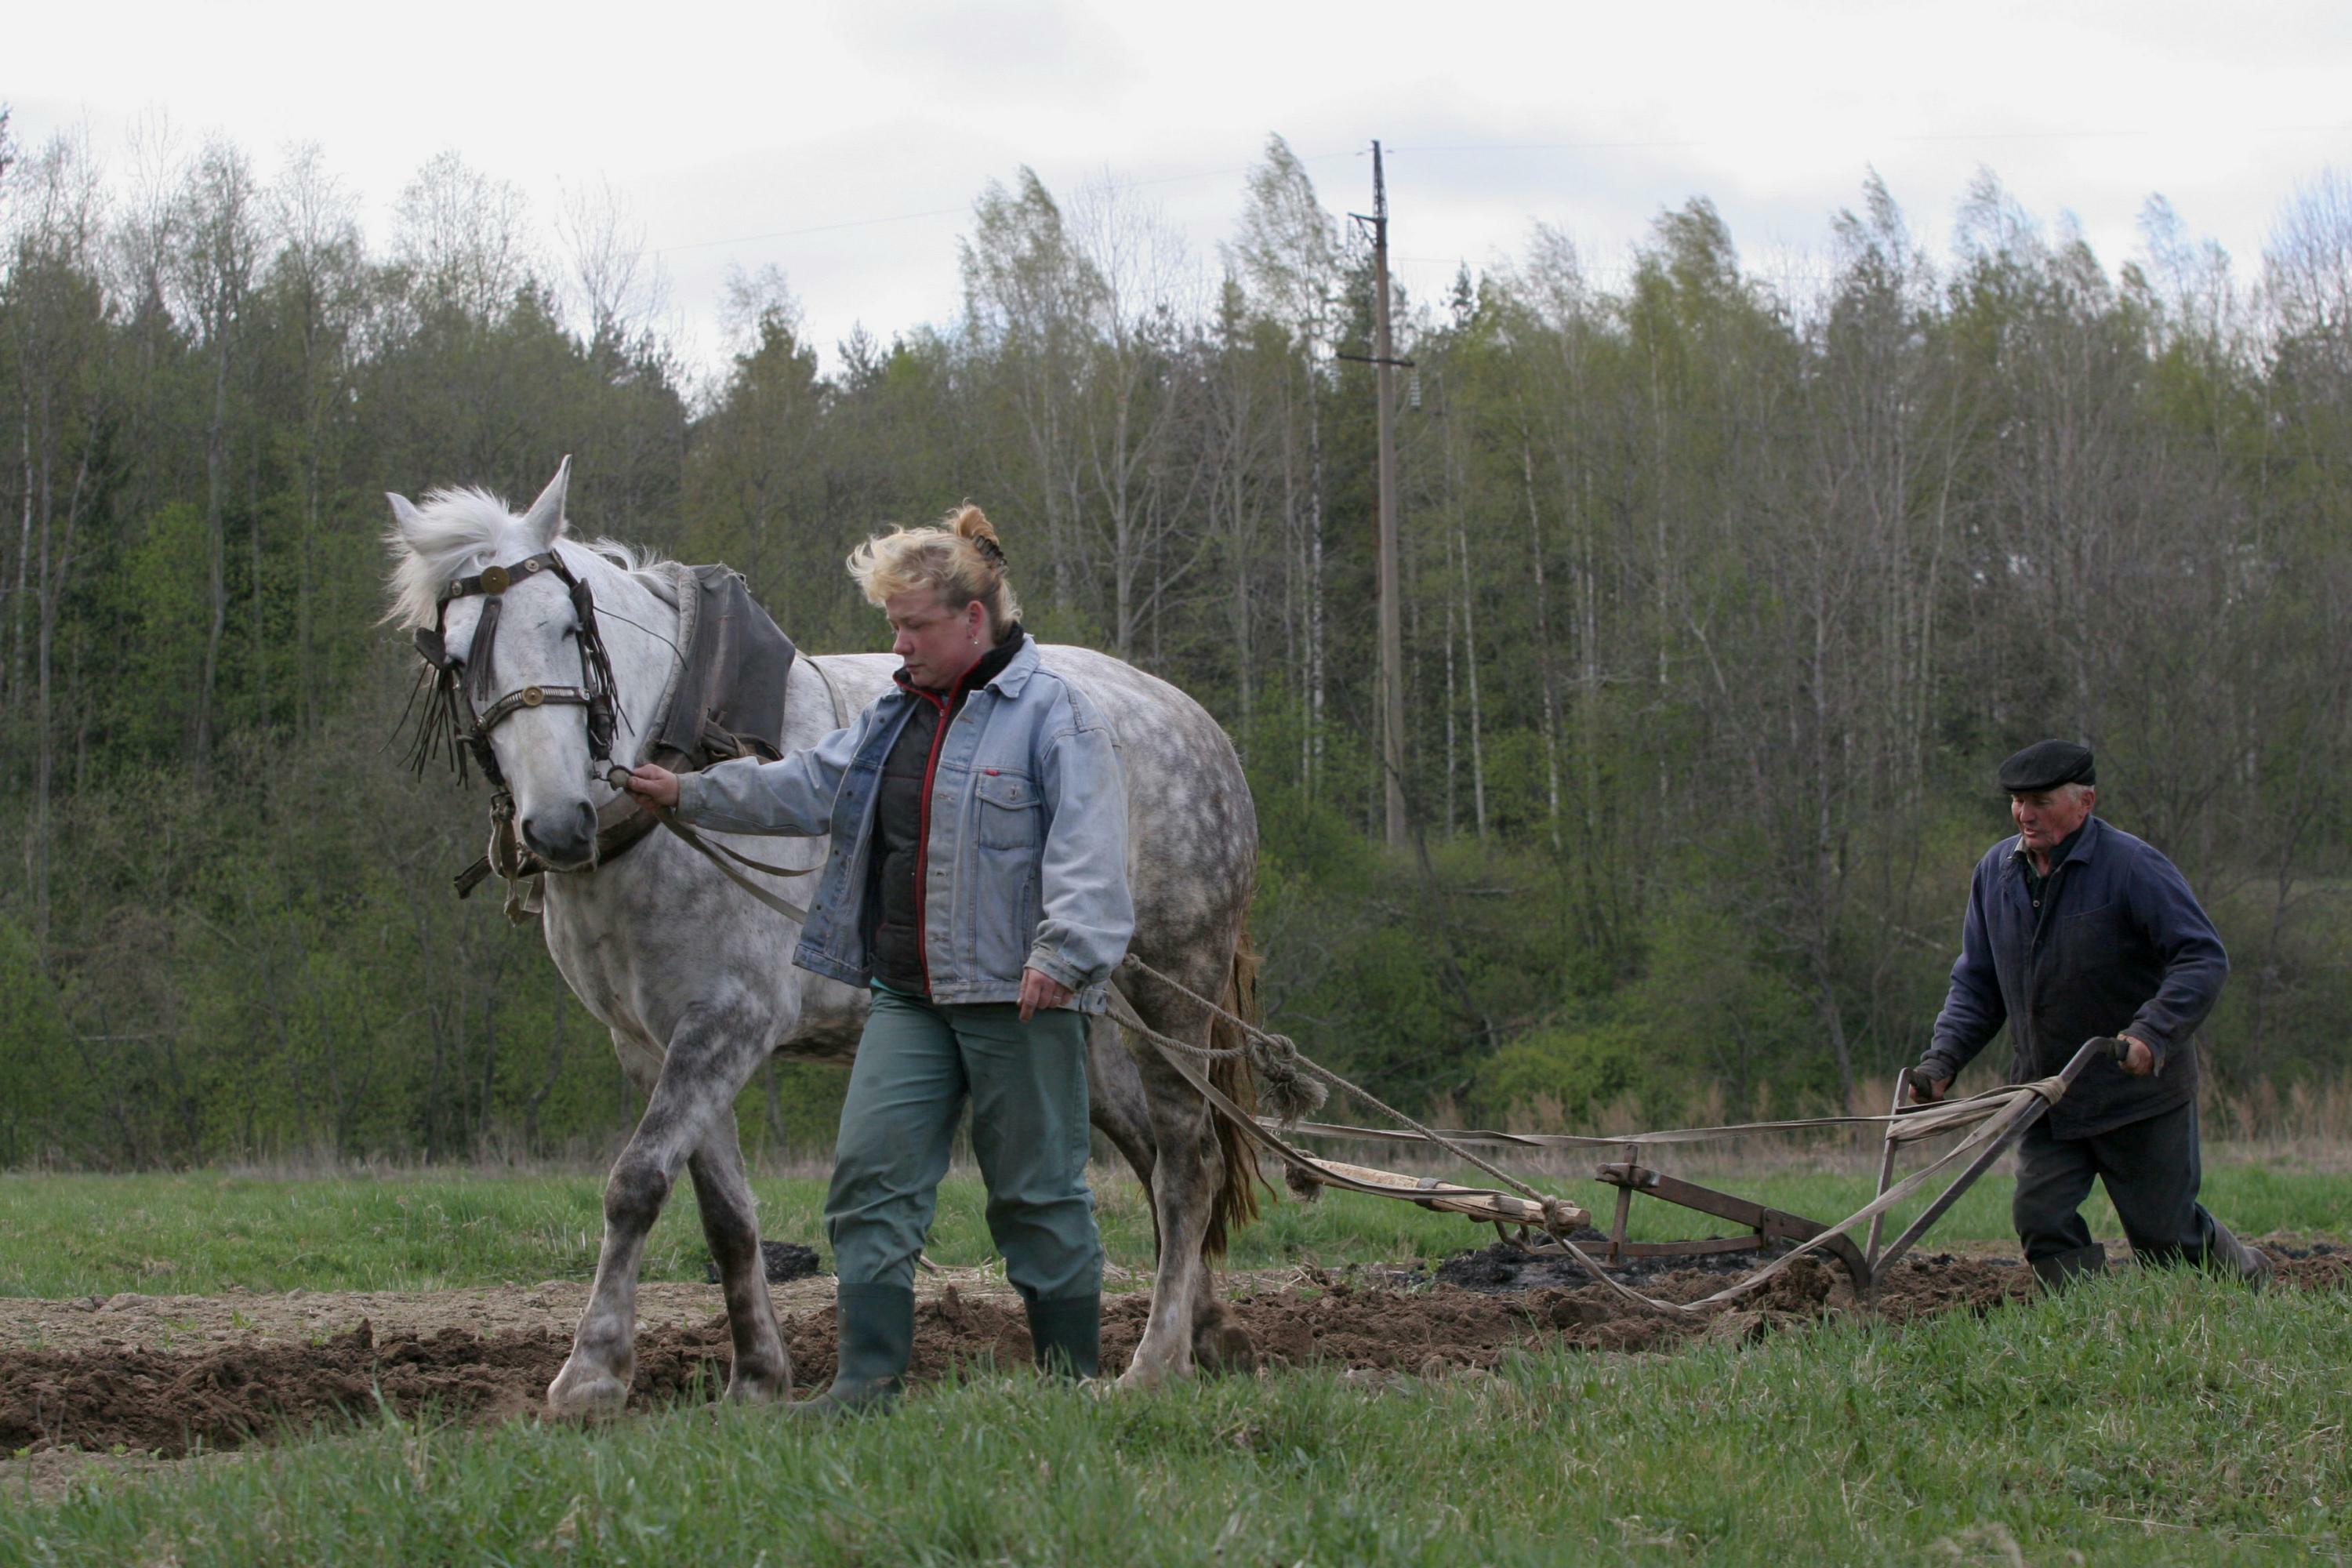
[
  {"x1": 622, "y1": 763, "x2": 681, "y2": 810},
  {"x1": 1018, "y1": 967, "x2": 1073, "y2": 1020}
]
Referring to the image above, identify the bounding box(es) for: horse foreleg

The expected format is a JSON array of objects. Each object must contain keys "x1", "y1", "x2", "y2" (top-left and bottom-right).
[
  {"x1": 549, "y1": 1000, "x2": 768, "y2": 1417},
  {"x1": 686, "y1": 1109, "x2": 793, "y2": 1404}
]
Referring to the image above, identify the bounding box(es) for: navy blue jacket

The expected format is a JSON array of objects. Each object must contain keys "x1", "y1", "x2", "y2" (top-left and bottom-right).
[{"x1": 1925, "y1": 815, "x2": 2228, "y2": 1139}]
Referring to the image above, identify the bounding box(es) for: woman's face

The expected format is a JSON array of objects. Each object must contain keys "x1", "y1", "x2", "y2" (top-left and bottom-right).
[{"x1": 884, "y1": 590, "x2": 988, "y2": 691}]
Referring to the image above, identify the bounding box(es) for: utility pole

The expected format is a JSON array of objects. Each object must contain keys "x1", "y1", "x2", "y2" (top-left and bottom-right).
[{"x1": 1345, "y1": 140, "x2": 1411, "y2": 848}]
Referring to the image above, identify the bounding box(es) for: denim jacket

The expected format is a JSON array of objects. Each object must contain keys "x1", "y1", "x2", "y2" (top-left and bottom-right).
[{"x1": 672, "y1": 638, "x2": 1134, "y2": 1013}]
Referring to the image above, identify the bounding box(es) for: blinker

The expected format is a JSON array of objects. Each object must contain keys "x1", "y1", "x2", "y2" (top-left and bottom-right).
[{"x1": 412, "y1": 626, "x2": 450, "y2": 669}]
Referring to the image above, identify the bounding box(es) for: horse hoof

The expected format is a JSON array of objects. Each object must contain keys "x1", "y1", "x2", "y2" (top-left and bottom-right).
[
  {"x1": 724, "y1": 1363, "x2": 793, "y2": 1405},
  {"x1": 1193, "y1": 1320, "x2": 1258, "y2": 1374},
  {"x1": 546, "y1": 1360, "x2": 630, "y2": 1418},
  {"x1": 1114, "y1": 1356, "x2": 1180, "y2": 1392}
]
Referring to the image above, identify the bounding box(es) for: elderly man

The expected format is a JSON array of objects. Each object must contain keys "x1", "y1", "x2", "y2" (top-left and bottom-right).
[{"x1": 1915, "y1": 739, "x2": 2270, "y2": 1290}]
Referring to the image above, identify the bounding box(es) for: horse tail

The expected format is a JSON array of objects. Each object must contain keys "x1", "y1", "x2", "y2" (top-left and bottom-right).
[{"x1": 1201, "y1": 922, "x2": 1268, "y2": 1258}]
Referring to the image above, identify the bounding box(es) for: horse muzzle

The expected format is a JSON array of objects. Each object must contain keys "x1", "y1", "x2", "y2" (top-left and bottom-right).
[{"x1": 520, "y1": 800, "x2": 600, "y2": 870}]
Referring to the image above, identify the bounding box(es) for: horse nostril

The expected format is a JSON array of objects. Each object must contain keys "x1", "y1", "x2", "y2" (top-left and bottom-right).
[{"x1": 521, "y1": 802, "x2": 598, "y2": 863}]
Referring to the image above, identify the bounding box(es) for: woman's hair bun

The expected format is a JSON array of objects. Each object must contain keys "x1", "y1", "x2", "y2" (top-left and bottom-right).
[{"x1": 949, "y1": 503, "x2": 1007, "y2": 568}]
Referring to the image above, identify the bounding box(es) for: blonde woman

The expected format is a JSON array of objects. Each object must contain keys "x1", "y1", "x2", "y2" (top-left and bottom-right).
[{"x1": 624, "y1": 505, "x2": 1130, "y2": 1412}]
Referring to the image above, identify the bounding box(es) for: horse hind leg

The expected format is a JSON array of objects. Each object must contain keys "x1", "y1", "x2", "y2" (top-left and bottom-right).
[
  {"x1": 1116, "y1": 964, "x2": 1258, "y2": 1388},
  {"x1": 548, "y1": 1001, "x2": 770, "y2": 1417},
  {"x1": 1086, "y1": 1010, "x2": 1158, "y2": 1203},
  {"x1": 686, "y1": 1108, "x2": 792, "y2": 1403}
]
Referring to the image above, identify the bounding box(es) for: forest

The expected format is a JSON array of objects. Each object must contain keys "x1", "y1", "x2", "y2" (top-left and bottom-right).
[{"x1": 4, "y1": 111, "x2": 2349, "y2": 1167}]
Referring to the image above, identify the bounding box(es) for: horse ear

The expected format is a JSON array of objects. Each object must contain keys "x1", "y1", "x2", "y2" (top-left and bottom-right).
[
  {"x1": 521, "y1": 456, "x2": 572, "y2": 550},
  {"x1": 387, "y1": 492, "x2": 426, "y2": 543}
]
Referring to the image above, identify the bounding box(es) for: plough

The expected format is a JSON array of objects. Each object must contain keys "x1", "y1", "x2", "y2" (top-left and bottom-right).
[{"x1": 1110, "y1": 956, "x2": 2122, "y2": 1312}]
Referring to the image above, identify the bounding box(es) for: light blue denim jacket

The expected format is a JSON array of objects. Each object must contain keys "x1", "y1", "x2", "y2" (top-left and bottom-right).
[{"x1": 672, "y1": 639, "x2": 1134, "y2": 1013}]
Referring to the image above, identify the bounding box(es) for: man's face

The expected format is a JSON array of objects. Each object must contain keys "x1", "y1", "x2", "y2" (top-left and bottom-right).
[
  {"x1": 884, "y1": 590, "x2": 984, "y2": 691},
  {"x1": 2011, "y1": 784, "x2": 2095, "y2": 853}
]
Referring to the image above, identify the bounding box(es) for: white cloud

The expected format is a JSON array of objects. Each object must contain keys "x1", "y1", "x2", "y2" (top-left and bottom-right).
[{"x1": 12, "y1": 0, "x2": 2348, "y2": 369}]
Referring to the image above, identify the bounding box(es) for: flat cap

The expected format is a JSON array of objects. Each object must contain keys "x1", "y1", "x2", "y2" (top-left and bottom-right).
[{"x1": 1998, "y1": 739, "x2": 2095, "y2": 793}]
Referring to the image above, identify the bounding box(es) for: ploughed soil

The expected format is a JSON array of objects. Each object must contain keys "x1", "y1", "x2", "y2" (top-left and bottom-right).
[{"x1": 2, "y1": 1241, "x2": 2341, "y2": 1481}]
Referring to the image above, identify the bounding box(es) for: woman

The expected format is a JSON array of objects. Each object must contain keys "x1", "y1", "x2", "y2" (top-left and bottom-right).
[{"x1": 623, "y1": 505, "x2": 1131, "y2": 1412}]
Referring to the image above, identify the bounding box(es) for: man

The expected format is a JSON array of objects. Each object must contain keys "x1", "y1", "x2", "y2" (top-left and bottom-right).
[{"x1": 1915, "y1": 739, "x2": 2270, "y2": 1289}]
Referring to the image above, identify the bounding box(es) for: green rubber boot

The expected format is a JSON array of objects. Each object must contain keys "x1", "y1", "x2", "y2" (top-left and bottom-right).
[
  {"x1": 792, "y1": 1283, "x2": 913, "y2": 1417},
  {"x1": 2030, "y1": 1243, "x2": 2107, "y2": 1294},
  {"x1": 2205, "y1": 1218, "x2": 2274, "y2": 1289},
  {"x1": 1025, "y1": 1293, "x2": 1100, "y2": 1381}
]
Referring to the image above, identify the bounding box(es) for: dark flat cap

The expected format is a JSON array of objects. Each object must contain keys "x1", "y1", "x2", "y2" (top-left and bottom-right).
[{"x1": 1999, "y1": 739, "x2": 2095, "y2": 793}]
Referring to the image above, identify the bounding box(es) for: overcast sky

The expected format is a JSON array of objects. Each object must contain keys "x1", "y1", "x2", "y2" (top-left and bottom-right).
[{"x1": 16, "y1": 0, "x2": 2351, "y2": 376}]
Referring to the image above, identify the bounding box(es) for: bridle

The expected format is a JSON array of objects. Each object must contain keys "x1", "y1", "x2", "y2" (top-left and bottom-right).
[
  {"x1": 403, "y1": 548, "x2": 621, "y2": 793},
  {"x1": 399, "y1": 545, "x2": 834, "y2": 920}
]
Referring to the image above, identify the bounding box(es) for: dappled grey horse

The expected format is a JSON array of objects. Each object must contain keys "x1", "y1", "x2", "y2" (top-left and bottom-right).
[{"x1": 384, "y1": 463, "x2": 1263, "y2": 1413}]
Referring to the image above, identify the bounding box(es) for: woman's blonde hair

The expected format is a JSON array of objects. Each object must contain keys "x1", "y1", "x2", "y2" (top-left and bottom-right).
[{"x1": 846, "y1": 503, "x2": 1022, "y2": 637}]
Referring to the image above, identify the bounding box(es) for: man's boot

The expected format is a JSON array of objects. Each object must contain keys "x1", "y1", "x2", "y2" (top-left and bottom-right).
[
  {"x1": 2204, "y1": 1218, "x2": 2274, "y2": 1288},
  {"x1": 791, "y1": 1283, "x2": 913, "y2": 1417},
  {"x1": 2030, "y1": 1243, "x2": 2107, "y2": 1293},
  {"x1": 1024, "y1": 1293, "x2": 1100, "y2": 1381}
]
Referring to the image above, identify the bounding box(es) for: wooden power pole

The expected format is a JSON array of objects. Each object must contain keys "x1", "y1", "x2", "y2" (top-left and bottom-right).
[{"x1": 1347, "y1": 140, "x2": 1411, "y2": 848}]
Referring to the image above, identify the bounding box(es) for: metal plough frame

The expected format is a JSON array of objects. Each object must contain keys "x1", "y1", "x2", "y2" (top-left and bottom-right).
[{"x1": 1268, "y1": 1036, "x2": 2126, "y2": 1298}]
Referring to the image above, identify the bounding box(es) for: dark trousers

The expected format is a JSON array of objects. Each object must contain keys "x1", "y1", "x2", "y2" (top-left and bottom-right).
[
  {"x1": 826, "y1": 989, "x2": 1101, "y2": 1301},
  {"x1": 2012, "y1": 1098, "x2": 2223, "y2": 1272}
]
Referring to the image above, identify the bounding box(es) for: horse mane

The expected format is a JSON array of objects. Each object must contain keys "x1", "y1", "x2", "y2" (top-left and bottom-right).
[{"x1": 383, "y1": 485, "x2": 674, "y2": 629}]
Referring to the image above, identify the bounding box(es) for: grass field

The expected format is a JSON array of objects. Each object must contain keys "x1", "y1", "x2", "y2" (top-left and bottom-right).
[
  {"x1": 2, "y1": 1153, "x2": 2347, "y2": 1299},
  {"x1": 0, "y1": 1159, "x2": 2347, "y2": 1565}
]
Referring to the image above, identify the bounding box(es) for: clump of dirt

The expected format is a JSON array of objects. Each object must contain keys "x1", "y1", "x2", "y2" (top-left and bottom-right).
[
  {"x1": 1865, "y1": 1253, "x2": 2034, "y2": 1323},
  {"x1": 0, "y1": 1318, "x2": 737, "y2": 1460},
  {"x1": 705, "y1": 1240, "x2": 822, "y2": 1286},
  {"x1": 4, "y1": 1316, "x2": 583, "y2": 1467},
  {"x1": 2270, "y1": 1245, "x2": 2351, "y2": 1292},
  {"x1": 1433, "y1": 1235, "x2": 1803, "y2": 1291}
]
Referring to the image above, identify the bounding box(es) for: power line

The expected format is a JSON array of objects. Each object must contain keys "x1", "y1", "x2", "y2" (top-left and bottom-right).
[
  {"x1": 1388, "y1": 123, "x2": 2352, "y2": 157},
  {"x1": 638, "y1": 123, "x2": 2351, "y2": 263}
]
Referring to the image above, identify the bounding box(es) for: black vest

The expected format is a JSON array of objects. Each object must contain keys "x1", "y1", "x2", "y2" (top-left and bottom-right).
[{"x1": 866, "y1": 628, "x2": 1027, "y2": 993}]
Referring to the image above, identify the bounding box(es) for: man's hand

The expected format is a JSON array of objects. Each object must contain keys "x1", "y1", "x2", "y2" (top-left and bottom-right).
[
  {"x1": 1906, "y1": 1068, "x2": 1952, "y2": 1104},
  {"x1": 622, "y1": 763, "x2": 681, "y2": 811},
  {"x1": 1018, "y1": 967, "x2": 1073, "y2": 1021},
  {"x1": 2119, "y1": 1033, "x2": 2156, "y2": 1076}
]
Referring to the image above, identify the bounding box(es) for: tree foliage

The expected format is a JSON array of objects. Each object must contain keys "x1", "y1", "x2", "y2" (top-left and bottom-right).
[{"x1": 4, "y1": 123, "x2": 2349, "y2": 1164}]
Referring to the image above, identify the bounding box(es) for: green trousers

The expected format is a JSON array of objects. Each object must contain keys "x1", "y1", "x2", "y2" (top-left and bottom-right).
[{"x1": 826, "y1": 988, "x2": 1102, "y2": 1300}]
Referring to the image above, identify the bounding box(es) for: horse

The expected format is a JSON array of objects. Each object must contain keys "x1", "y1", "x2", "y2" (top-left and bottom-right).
[{"x1": 384, "y1": 460, "x2": 1265, "y2": 1414}]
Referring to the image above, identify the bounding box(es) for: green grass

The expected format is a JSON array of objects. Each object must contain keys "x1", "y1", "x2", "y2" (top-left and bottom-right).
[
  {"x1": 2, "y1": 1268, "x2": 2346, "y2": 1565},
  {"x1": 3, "y1": 1159, "x2": 2346, "y2": 1299}
]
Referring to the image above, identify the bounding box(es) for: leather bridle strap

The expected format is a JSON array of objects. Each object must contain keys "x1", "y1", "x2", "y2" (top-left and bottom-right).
[
  {"x1": 414, "y1": 548, "x2": 620, "y2": 786},
  {"x1": 475, "y1": 683, "x2": 598, "y2": 730}
]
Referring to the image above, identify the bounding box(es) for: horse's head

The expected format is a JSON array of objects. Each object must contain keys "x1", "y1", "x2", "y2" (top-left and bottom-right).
[{"x1": 386, "y1": 459, "x2": 615, "y2": 870}]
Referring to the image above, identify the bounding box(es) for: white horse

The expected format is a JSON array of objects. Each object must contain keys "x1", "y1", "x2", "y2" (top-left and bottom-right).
[{"x1": 385, "y1": 462, "x2": 1265, "y2": 1413}]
